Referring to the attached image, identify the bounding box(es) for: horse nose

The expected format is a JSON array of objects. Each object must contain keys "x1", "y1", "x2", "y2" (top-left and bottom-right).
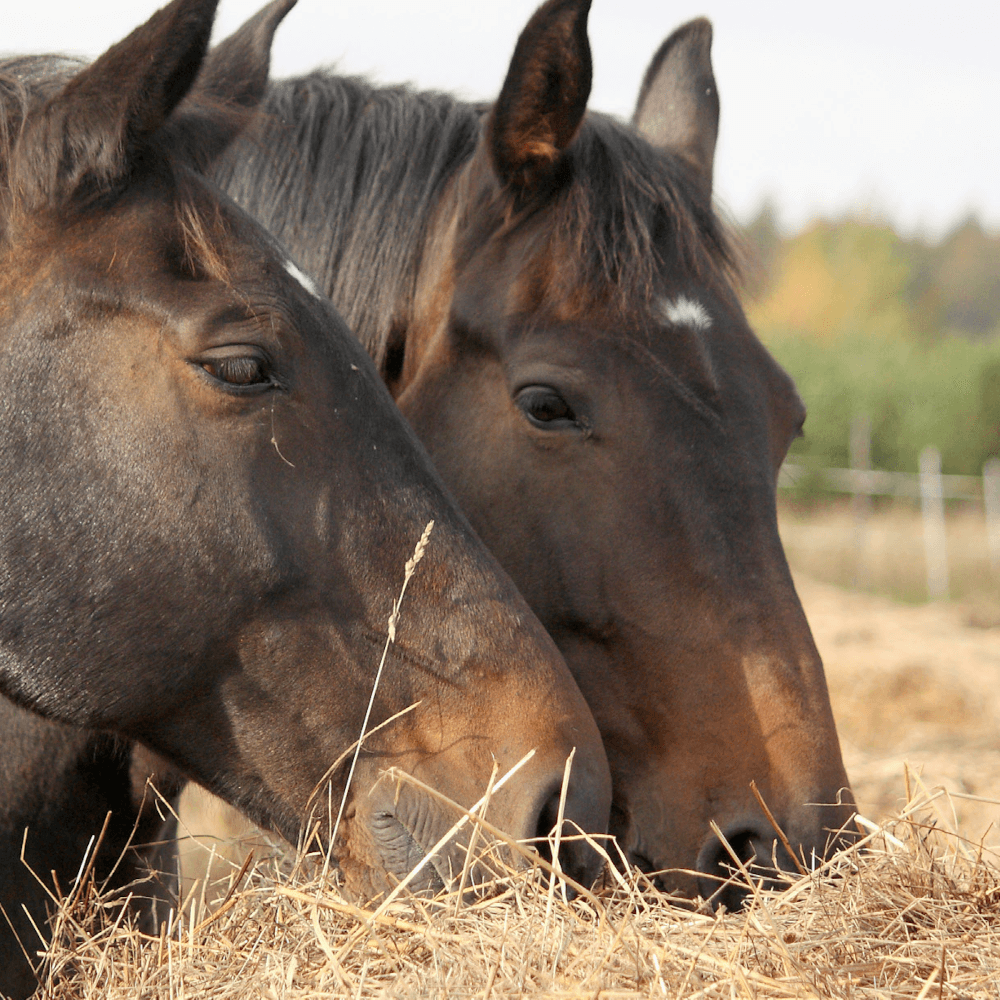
[
  {"x1": 696, "y1": 789, "x2": 857, "y2": 911},
  {"x1": 696, "y1": 819, "x2": 814, "y2": 911},
  {"x1": 529, "y1": 772, "x2": 607, "y2": 889},
  {"x1": 695, "y1": 816, "x2": 853, "y2": 911},
  {"x1": 697, "y1": 825, "x2": 770, "y2": 912}
]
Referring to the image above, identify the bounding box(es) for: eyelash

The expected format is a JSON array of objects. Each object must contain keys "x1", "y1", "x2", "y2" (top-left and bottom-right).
[
  {"x1": 202, "y1": 354, "x2": 269, "y2": 386},
  {"x1": 196, "y1": 348, "x2": 277, "y2": 394}
]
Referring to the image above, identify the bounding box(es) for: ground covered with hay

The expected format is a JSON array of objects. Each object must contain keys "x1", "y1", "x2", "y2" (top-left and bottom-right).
[
  {"x1": 13, "y1": 566, "x2": 1000, "y2": 998},
  {"x1": 21, "y1": 789, "x2": 1000, "y2": 999}
]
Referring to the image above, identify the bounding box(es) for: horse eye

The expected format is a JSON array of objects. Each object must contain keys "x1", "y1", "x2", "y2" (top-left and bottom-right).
[
  {"x1": 200, "y1": 352, "x2": 271, "y2": 389},
  {"x1": 515, "y1": 385, "x2": 576, "y2": 428}
]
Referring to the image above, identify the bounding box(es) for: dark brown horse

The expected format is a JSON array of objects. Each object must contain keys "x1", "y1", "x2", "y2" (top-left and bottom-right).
[
  {"x1": 206, "y1": 0, "x2": 855, "y2": 904},
  {"x1": 0, "y1": 1, "x2": 611, "y2": 993}
]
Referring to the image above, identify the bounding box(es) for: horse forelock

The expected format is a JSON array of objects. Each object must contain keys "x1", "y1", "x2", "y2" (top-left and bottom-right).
[
  {"x1": 503, "y1": 111, "x2": 741, "y2": 317},
  {"x1": 172, "y1": 167, "x2": 234, "y2": 284}
]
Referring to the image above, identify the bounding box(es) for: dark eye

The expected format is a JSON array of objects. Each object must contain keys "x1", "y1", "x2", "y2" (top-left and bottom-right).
[
  {"x1": 515, "y1": 385, "x2": 577, "y2": 428},
  {"x1": 199, "y1": 349, "x2": 272, "y2": 390}
]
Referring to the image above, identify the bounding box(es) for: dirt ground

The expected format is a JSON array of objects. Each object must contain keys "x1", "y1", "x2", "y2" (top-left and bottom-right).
[{"x1": 793, "y1": 569, "x2": 1000, "y2": 849}]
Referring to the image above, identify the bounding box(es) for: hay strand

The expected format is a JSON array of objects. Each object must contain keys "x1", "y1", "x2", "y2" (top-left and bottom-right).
[{"x1": 27, "y1": 776, "x2": 1000, "y2": 998}]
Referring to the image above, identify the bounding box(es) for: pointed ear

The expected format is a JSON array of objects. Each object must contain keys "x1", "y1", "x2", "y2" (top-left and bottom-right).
[
  {"x1": 174, "y1": 0, "x2": 298, "y2": 168},
  {"x1": 15, "y1": 0, "x2": 219, "y2": 209},
  {"x1": 192, "y1": 0, "x2": 297, "y2": 112},
  {"x1": 633, "y1": 18, "x2": 719, "y2": 196},
  {"x1": 487, "y1": 0, "x2": 593, "y2": 195}
]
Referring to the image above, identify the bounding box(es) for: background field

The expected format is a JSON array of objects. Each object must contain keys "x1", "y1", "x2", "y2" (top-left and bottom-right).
[
  {"x1": 755, "y1": 207, "x2": 1000, "y2": 844},
  {"x1": 778, "y1": 499, "x2": 1000, "y2": 610},
  {"x1": 777, "y1": 498, "x2": 1000, "y2": 845}
]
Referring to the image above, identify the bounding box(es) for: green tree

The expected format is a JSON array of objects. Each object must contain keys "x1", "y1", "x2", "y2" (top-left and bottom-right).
[
  {"x1": 976, "y1": 359, "x2": 1000, "y2": 465},
  {"x1": 933, "y1": 217, "x2": 1000, "y2": 337}
]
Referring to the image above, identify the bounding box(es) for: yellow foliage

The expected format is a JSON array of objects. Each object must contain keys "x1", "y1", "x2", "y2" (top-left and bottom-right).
[{"x1": 747, "y1": 220, "x2": 914, "y2": 341}]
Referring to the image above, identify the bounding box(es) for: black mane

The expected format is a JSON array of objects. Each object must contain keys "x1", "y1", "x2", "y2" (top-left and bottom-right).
[
  {"x1": 211, "y1": 72, "x2": 738, "y2": 371},
  {"x1": 212, "y1": 74, "x2": 479, "y2": 368}
]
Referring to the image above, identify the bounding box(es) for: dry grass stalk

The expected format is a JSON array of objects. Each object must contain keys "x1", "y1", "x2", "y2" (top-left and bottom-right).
[
  {"x1": 22, "y1": 777, "x2": 1000, "y2": 999},
  {"x1": 330, "y1": 520, "x2": 434, "y2": 853}
]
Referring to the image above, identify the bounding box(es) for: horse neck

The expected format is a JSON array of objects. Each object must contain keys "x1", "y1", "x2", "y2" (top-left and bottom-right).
[{"x1": 213, "y1": 76, "x2": 481, "y2": 372}]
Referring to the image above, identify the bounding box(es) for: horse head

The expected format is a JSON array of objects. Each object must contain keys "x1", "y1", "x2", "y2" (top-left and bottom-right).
[
  {"x1": 394, "y1": 0, "x2": 854, "y2": 903},
  {"x1": 0, "y1": 0, "x2": 610, "y2": 922}
]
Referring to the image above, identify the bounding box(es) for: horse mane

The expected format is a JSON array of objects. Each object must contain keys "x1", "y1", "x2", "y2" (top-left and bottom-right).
[
  {"x1": 0, "y1": 57, "x2": 70, "y2": 228},
  {"x1": 210, "y1": 74, "x2": 481, "y2": 368},
  {"x1": 212, "y1": 73, "x2": 740, "y2": 370},
  {"x1": 0, "y1": 55, "x2": 236, "y2": 285}
]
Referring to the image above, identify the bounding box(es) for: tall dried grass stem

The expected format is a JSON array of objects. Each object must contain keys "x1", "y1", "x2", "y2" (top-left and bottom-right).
[{"x1": 328, "y1": 521, "x2": 434, "y2": 858}]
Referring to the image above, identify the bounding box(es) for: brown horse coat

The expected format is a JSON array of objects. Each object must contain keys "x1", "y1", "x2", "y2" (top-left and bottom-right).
[
  {"x1": 0, "y1": 2, "x2": 610, "y2": 993},
  {"x1": 205, "y1": 0, "x2": 855, "y2": 904}
]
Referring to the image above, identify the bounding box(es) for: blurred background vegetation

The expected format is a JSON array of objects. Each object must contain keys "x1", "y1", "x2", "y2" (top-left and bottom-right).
[
  {"x1": 742, "y1": 208, "x2": 1000, "y2": 610},
  {"x1": 741, "y1": 207, "x2": 1000, "y2": 477}
]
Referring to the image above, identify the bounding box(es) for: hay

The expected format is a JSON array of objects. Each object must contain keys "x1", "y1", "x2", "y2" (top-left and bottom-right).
[{"x1": 21, "y1": 777, "x2": 1000, "y2": 999}]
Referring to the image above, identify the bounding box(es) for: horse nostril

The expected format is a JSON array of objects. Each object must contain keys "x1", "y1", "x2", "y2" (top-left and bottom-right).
[
  {"x1": 531, "y1": 783, "x2": 602, "y2": 891},
  {"x1": 696, "y1": 826, "x2": 770, "y2": 912},
  {"x1": 370, "y1": 811, "x2": 444, "y2": 892},
  {"x1": 533, "y1": 784, "x2": 566, "y2": 869}
]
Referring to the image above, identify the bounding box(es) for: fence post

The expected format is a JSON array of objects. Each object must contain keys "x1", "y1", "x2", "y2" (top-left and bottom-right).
[
  {"x1": 849, "y1": 414, "x2": 871, "y2": 589},
  {"x1": 985, "y1": 458, "x2": 1000, "y2": 577},
  {"x1": 919, "y1": 446, "x2": 948, "y2": 600}
]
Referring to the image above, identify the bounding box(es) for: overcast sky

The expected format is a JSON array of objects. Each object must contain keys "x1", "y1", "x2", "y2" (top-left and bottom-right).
[{"x1": 5, "y1": 0, "x2": 998, "y2": 240}]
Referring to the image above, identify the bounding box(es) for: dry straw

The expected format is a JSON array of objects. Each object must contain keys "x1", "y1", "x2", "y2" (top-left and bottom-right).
[
  {"x1": 22, "y1": 770, "x2": 1000, "y2": 999},
  {"x1": 12, "y1": 533, "x2": 1000, "y2": 997}
]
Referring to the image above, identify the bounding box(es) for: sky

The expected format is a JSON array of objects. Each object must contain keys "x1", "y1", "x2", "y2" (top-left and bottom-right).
[{"x1": 5, "y1": 0, "x2": 998, "y2": 240}]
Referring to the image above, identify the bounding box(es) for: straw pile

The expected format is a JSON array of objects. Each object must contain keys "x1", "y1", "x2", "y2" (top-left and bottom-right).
[{"x1": 21, "y1": 774, "x2": 1000, "y2": 1000}]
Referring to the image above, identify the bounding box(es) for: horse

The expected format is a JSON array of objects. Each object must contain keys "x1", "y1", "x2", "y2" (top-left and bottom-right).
[
  {"x1": 0, "y1": 1, "x2": 611, "y2": 993},
  {"x1": 201, "y1": 0, "x2": 856, "y2": 907}
]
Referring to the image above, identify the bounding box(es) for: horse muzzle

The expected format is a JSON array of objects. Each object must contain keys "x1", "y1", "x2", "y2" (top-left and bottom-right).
[
  {"x1": 694, "y1": 808, "x2": 858, "y2": 911},
  {"x1": 363, "y1": 765, "x2": 608, "y2": 896}
]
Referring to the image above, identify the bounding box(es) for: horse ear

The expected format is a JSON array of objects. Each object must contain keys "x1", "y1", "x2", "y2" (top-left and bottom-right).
[
  {"x1": 173, "y1": 0, "x2": 298, "y2": 168},
  {"x1": 487, "y1": 0, "x2": 593, "y2": 194},
  {"x1": 15, "y1": 0, "x2": 219, "y2": 208},
  {"x1": 632, "y1": 18, "x2": 719, "y2": 196},
  {"x1": 191, "y1": 0, "x2": 297, "y2": 117}
]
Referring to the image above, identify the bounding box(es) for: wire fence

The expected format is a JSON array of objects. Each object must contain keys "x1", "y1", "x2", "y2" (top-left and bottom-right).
[{"x1": 778, "y1": 416, "x2": 1000, "y2": 600}]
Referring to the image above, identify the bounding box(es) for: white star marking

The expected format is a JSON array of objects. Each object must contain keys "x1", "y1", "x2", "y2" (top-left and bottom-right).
[{"x1": 659, "y1": 295, "x2": 712, "y2": 332}]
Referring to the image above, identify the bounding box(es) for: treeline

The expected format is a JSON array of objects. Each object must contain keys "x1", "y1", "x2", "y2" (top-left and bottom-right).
[{"x1": 741, "y1": 208, "x2": 1000, "y2": 478}]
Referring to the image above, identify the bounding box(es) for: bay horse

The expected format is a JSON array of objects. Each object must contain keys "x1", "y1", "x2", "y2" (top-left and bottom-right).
[
  {"x1": 0, "y1": 0, "x2": 611, "y2": 993},
  {"x1": 201, "y1": 0, "x2": 855, "y2": 905}
]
